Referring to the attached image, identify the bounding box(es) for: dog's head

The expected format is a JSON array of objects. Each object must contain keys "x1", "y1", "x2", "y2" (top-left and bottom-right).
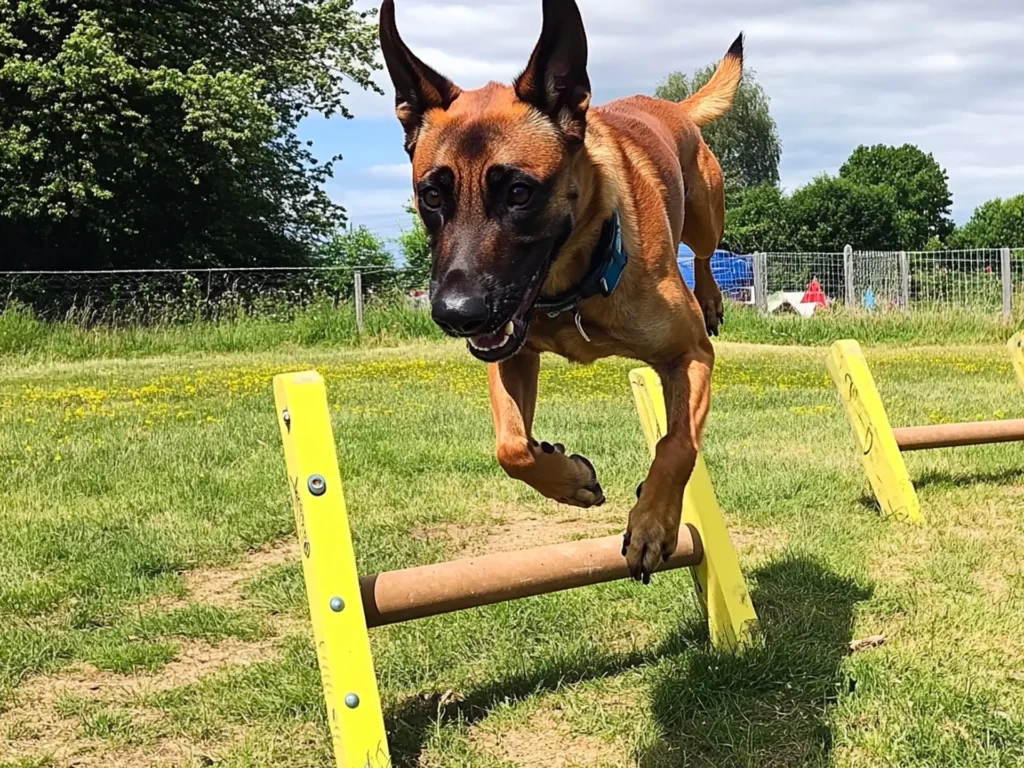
[{"x1": 379, "y1": 0, "x2": 591, "y2": 362}]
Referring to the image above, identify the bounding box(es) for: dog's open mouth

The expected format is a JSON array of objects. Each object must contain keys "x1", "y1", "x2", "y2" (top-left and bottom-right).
[{"x1": 466, "y1": 261, "x2": 549, "y2": 363}]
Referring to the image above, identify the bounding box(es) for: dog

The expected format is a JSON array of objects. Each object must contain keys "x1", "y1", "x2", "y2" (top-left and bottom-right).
[{"x1": 379, "y1": 0, "x2": 742, "y2": 582}]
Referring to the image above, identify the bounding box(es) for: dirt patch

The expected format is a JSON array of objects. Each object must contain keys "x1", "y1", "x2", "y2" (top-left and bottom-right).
[
  {"x1": 0, "y1": 638, "x2": 273, "y2": 765},
  {"x1": 727, "y1": 524, "x2": 789, "y2": 561},
  {"x1": 148, "y1": 538, "x2": 299, "y2": 612},
  {"x1": 413, "y1": 503, "x2": 624, "y2": 558},
  {"x1": 1, "y1": 542, "x2": 306, "y2": 767},
  {"x1": 470, "y1": 709, "x2": 627, "y2": 768}
]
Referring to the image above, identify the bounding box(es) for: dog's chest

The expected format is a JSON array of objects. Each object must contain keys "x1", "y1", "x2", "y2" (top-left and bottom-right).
[{"x1": 526, "y1": 314, "x2": 620, "y2": 364}]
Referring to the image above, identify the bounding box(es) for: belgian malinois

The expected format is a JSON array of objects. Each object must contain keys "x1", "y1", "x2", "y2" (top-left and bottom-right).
[{"x1": 379, "y1": 0, "x2": 743, "y2": 582}]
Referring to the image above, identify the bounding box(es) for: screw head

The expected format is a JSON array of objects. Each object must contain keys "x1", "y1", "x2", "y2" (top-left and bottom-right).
[
  {"x1": 330, "y1": 596, "x2": 345, "y2": 613},
  {"x1": 308, "y1": 474, "x2": 326, "y2": 496},
  {"x1": 345, "y1": 693, "x2": 360, "y2": 709}
]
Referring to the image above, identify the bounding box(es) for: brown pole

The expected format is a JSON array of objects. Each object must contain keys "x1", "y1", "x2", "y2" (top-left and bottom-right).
[
  {"x1": 359, "y1": 524, "x2": 703, "y2": 628},
  {"x1": 893, "y1": 418, "x2": 1024, "y2": 451}
]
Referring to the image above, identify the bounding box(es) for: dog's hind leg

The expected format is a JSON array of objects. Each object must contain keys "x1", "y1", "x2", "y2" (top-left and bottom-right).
[
  {"x1": 623, "y1": 338, "x2": 714, "y2": 582},
  {"x1": 488, "y1": 352, "x2": 605, "y2": 508},
  {"x1": 681, "y1": 142, "x2": 727, "y2": 336}
]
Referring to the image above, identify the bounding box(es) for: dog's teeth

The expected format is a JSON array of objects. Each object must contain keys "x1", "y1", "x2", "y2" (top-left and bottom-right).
[{"x1": 505, "y1": 321, "x2": 514, "y2": 336}]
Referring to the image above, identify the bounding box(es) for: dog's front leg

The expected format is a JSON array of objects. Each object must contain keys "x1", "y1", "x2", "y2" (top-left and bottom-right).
[
  {"x1": 624, "y1": 341, "x2": 713, "y2": 581},
  {"x1": 489, "y1": 352, "x2": 605, "y2": 508}
]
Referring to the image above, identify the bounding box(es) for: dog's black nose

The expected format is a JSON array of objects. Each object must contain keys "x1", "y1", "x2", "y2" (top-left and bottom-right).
[{"x1": 431, "y1": 292, "x2": 489, "y2": 335}]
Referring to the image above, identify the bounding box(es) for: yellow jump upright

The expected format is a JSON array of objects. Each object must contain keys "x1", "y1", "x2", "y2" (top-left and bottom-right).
[
  {"x1": 628, "y1": 367, "x2": 760, "y2": 652},
  {"x1": 274, "y1": 371, "x2": 390, "y2": 768},
  {"x1": 1010, "y1": 332, "x2": 1024, "y2": 395},
  {"x1": 826, "y1": 339, "x2": 923, "y2": 524}
]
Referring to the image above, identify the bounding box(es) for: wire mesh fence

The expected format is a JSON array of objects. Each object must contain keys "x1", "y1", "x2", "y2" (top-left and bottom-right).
[
  {"x1": 747, "y1": 246, "x2": 1020, "y2": 317},
  {"x1": 1, "y1": 245, "x2": 1021, "y2": 326},
  {"x1": 0, "y1": 266, "x2": 422, "y2": 325}
]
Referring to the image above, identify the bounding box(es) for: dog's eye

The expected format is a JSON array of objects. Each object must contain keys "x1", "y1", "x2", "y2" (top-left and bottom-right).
[
  {"x1": 421, "y1": 186, "x2": 443, "y2": 211},
  {"x1": 508, "y1": 183, "x2": 532, "y2": 208}
]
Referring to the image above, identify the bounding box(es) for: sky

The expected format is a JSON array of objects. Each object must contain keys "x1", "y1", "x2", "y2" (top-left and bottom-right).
[{"x1": 298, "y1": 0, "x2": 1024, "y2": 250}]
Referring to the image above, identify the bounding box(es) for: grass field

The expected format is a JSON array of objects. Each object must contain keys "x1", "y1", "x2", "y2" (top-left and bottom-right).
[
  {"x1": 2, "y1": 336, "x2": 1024, "y2": 767},
  {"x1": 3, "y1": 301, "x2": 1022, "y2": 361}
]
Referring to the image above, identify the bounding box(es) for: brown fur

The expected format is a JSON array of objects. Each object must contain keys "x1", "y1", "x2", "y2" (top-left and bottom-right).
[{"x1": 379, "y1": 0, "x2": 743, "y2": 581}]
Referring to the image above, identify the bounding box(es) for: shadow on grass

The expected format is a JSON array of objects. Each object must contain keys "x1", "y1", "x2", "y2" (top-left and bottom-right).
[
  {"x1": 856, "y1": 467, "x2": 1024, "y2": 511},
  {"x1": 913, "y1": 468, "x2": 1024, "y2": 490},
  {"x1": 640, "y1": 554, "x2": 871, "y2": 767},
  {"x1": 384, "y1": 554, "x2": 871, "y2": 767}
]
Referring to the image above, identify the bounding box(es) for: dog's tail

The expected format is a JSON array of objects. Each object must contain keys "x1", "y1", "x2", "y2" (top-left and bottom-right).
[{"x1": 679, "y1": 33, "x2": 744, "y2": 127}]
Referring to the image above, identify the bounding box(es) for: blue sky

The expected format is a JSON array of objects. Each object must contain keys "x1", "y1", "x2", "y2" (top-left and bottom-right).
[{"x1": 300, "y1": 0, "x2": 1024, "y2": 255}]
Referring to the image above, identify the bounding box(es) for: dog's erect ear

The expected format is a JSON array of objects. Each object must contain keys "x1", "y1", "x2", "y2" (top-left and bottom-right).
[
  {"x1": 513, "y1": 0, "x2": 591, "y2": 148},
  {"x1": 379, "y1": 0, "x2": 462, "y2": 157}
]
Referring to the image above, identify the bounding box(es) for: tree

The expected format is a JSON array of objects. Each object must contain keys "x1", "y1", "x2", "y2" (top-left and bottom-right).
[
  {"x1": 839, "y1": 144, "x2": 954, "y2": 249},
  {"x1": 0, "y1": 0, "x2": 381, "y2": 271},
  {"x1": 397, "y1": 202, "x2": 432, "y2": 289},
  {"x1": 787, "y1": 175, "x2": 902, "y2": 252},
  {"x1": 948, "y1": 194, "x2": 1024, "y2": 249},
  {"x1": 655, "y1": 64, "x2": 781, "y2": 200},
  {"x1": 320, "y1": 225, "x2": 395, "y2": 297},
  {"x1": 722, "y1": 184, "x2": 794, "y2": 253}
]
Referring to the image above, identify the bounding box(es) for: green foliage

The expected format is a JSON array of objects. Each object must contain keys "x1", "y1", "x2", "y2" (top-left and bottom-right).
[
  {"x1": 0, "y1": 0, "x2": 381, "y2": 270},
  {"x1": 319, "y1": 225, "x2": 396, "y2": 297},
  {"x1": 725, "y1": 174, "x2": 903, "y2": 254},
  {"x1": 655, "y1": 64, "x2": 781, "y2": 199},
  {"x1": 948, "y1": 194, "x2": 1024, "y2": 249},
  {"x1": 397, "y1": 202, "x2": 432, "y2": 290},
  {"x1": 839, "y1": 144, "x2": 954, "y2": 249},
  {"x1": 722, "y1": 184, "x2": 793, "y2": 253},
  {"x1": 787, "y1": 174, "x2": 902, "y2": 252}
]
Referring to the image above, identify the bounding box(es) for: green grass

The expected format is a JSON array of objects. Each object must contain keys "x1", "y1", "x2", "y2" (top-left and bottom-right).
[
  {"x1": 3, "y1": 300, "x2": 1020, "y2": 363},
  {"x1": 2, "y1": 338, "x2": 1024, "y2": 765}
]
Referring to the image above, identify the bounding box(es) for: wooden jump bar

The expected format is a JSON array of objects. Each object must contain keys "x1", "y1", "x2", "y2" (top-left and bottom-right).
[
  {"x1": 893, "y1": 418, "x2": 1024, "y2": 452},
  {"x1": 359, "y1": 524, "x2": 703, "y2": 628}
]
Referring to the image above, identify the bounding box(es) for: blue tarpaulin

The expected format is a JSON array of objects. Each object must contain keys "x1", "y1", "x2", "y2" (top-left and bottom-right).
[{"x1": 677, "y1": 244, "x2": 753, "y2": 300}]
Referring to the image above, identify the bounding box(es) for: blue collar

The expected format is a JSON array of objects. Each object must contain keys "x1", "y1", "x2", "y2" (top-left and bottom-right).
[{"x1": 530, "y1": 211, "x2": 628, "y2": 319}]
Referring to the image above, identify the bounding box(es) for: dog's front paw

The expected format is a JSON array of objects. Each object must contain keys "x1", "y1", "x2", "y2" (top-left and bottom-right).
[
  {"x1": 621, "y1": 500, "x2": 680, "y2": 584},
  {"x1": 500, "y1": 440, "x2": 605, "y2": 508},
  {"x1": 539, "y1": 443, "x2": 605, "y2": 507}
]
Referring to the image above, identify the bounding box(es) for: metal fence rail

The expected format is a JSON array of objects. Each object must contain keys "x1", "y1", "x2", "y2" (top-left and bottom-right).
[{"x1": 2, "y1": 245, "x2": 1021, "y2": 325}]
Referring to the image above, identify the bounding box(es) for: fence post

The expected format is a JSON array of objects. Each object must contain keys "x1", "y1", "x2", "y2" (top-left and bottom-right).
[
  {"x1": 843, "y1": 245, "x2": 855, "y2": 306},
  {"x1": 354, "y1": 271, "x2": 365, "y2": 333},
  {"x1": 1002, "y1": 247, "x2": 1013, "y2": 318},
  {"x1": 752, "y1": 252, "x2": 768, "y2": 314},
  {"x1": 899, "y1": 251, "x2": 910, "y2": 310}
]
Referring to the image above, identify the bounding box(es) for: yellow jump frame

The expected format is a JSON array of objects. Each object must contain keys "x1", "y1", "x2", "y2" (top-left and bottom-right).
[
  {"x1": 826, "y1": 339, "x2": 924, "y2": 524},
  {"x1": 1010, "y1": 332, "x2": 1024, "y2": 395},
  {"x1": 828, "y1": 335, "x2": 1024, "y2": 526},
  {"x1": 274, "y1": 368, "x2": 758, "y2": 767}
]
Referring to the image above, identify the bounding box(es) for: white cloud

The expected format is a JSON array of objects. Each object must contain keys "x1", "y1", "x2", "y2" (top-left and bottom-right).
[
  {"x1": 344, "y1": 0, "x2": 1024, "y2": 222},
  {"x1": 367, "y1": 162, "x2": 413, "y2": 180}
]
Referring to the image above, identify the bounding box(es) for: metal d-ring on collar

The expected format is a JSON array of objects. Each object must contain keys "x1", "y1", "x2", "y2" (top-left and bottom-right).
[{"x1": 528, "y1": 211, "x2": 628, "y2": 341}]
